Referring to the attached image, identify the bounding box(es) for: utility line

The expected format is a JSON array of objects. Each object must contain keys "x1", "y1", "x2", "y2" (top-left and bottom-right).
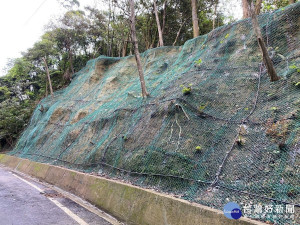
[{"x1": 23, "y1": 0, "x2": 49, "y2": 26}]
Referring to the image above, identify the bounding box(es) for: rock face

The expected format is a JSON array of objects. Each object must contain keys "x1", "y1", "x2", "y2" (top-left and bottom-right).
[{"x1": 12, "y1": 3, "x2": 300, "y2": 224}]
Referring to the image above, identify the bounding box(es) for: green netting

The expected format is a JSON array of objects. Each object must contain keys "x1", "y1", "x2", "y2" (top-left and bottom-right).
[{"x1": 10, "y1": 3, "x2": 300, "y2": 224}]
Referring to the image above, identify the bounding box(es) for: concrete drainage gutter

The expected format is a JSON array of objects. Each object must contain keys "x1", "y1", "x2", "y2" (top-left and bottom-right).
[{"x1": 0, "y1": 154, "x2": 265, "y2": 225}]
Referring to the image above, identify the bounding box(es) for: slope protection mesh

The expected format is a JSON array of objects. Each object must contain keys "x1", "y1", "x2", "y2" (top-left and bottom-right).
[{"x1": 11, "y1": 3, "x2": 300, "y2": 224}]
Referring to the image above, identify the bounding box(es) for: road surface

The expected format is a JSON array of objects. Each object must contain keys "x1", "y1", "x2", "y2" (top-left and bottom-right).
[{"x1": 0, "y1": 166, "x2": 118, "y2": 225}]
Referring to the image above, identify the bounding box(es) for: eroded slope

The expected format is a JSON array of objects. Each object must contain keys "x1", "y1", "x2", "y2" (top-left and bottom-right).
[{"x1": 12, "y1": 3, "x2": 300, "y2": 224}]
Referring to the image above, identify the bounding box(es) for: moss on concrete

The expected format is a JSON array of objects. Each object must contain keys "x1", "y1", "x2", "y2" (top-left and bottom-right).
[{"x1": 0, "y1": 155, "x2": 268, "y2": 225}]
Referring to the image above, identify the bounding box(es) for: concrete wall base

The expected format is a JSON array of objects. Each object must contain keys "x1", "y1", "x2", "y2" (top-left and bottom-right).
[{"x1": 0, "y1": 154, "x2": 265, "y2": 225}]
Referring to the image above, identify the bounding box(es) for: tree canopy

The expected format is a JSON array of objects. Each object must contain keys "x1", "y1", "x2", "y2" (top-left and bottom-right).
[{"x1": 0, "y1": 0, "x2": 296, "y2": 150}]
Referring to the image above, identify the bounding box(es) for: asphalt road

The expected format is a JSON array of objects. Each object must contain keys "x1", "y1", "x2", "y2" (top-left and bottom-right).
[{"x1": 0, "y1": 166, "x2": 115, "y2": 225}]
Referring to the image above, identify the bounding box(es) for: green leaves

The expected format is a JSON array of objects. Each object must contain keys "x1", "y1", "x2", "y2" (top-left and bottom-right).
[
  {"x1": 289, "y1": 64, "x2": 300, "y2": 73},
  {"x1": 5, "y1": 58, "x2": 32, "y2": 81},
  {"x1": 195, "y1": 58, "x2": 202, "y2": 65},
  {"x1": 262, "y1": 0, "x2": 291, "y2": 13},
  {"x1": 195, "y1": 146, "x2": 202, "y2": 151},
  {"x1": 0, "y1": 98, "x2": 34, "y2": 141},
  {"x1": 220, "y1": 33, "x2": 229, "y2": 44},
  {"x1": 270, "y1": 106, "x2": 278, "y2": 112},
  {"x1": 180, "y1": 84, "x2": 192, "y2": 95},
  {"x1": 198, "y1": 102, "x2": 208, "y2": 112},
  {"x1": 0, "y1": 86, "x2": 11, "y2": 98},
  {"x1": 236, "y1": 135, "x2": 246, "y2": 146},
  {"x1": 182, "y1": 86, "x2": 192, "y2": 95}
]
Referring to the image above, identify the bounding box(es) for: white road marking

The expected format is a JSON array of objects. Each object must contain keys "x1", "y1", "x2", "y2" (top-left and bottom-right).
[
  {"x1": 12, "y1": 173, "x2": 89, "y2": 225},
  {"x1": 48, "y1": 198, "x2": 89, "y2": 225},
  {"x1": 12, "y1": 174, "x2": 44, "y2": 193}
]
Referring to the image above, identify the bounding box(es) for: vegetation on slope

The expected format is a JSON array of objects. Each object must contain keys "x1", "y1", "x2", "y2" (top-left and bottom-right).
[
  {"x1": 8, "y1": 2, "x2": 300, "y2": 224},
  {"x1": 0, "y1": 0, "x2": 295, "y2": 150}
]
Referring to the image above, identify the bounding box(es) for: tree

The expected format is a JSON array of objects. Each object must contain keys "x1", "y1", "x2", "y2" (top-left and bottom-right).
[
  {"x1": 42, "y1": 57, "x2": 54, "y2": 99},
  {"x1": 191, "y1": 0, "x2": 199, "y2": 37},
  {"x1": 161, "y1": 0, "x2": 167, "y2": 35},
  {"x1": 122, "y1": 30, "x2": 131, "y2": 57},
  {"x1": 243, "y1": 0, "x2": 263, "y2": 18},
  {"x1": 153, "y1": 0, "x2": 164, "y2": 46},
  {"x1": 25, "y1": 35, "x2": 58, "y2": 97},
  {"x1": 129, "y1": 0, "x2": 149, "y2": 97},
  {"x1": 46, "y1": 10, "x2": 91, "y2": 78},
  {"x1": 0, "y1": 0, "x2": 240, "y2": 150},
  {"x1": 255, "y1": 0, "x2": 263, "y2": 15},
  {"x1": 247, "y1": 0, "x2": 280, "y2": 81},
  {"x1": 242, "y1": 0, "x2": 250, "y2": 18},
  {"x1": 173, "y1": 18, "x2": 188, "y2": 46},
  {"x1": 58, "y1": 0, "x2": 80, "y2": 9},
  {"x1": 84, "y1": 6, "x2": 107, "y2": 58},
  {"x1": 107, "y1": 0, "x2": 113, "y2": 56},
  {"x1": 212, "y1": 0, "x2": 218, "y2": 29},
  {"x1": 261, "y1": 0, "x2": 293, "y2": 12},
  {"x1": 0, "y1": 59, "x2": 36, "y2": 150},
  {"x1": 0, "y1": 99, "x2": 33, "y2": 149}
]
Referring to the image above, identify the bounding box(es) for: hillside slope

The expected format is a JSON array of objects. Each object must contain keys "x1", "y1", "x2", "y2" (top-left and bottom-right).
[{"x1": 11, "y1": 3, "x2": 300, "y2": 224}]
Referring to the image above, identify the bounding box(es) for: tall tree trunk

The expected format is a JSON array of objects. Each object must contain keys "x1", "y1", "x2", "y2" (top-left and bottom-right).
[
  {"x1": 129, "y1": 0, "x2": 149, "y2": 98},
  {"x1": 255, "y1": 0, "x2": 262, "y2": 15},
  {"x1": 150, "y1": 21, "x2": 158, "y2": 48},
  {"x1": 93, "y1": 45, "x2": 102, "y2": 59},
  {"x1": 45, "y1": 81, "x2": 48, "y2": 97},
  {"x1": 247, "y1": 0, "x2": 280, "y2": 82},
  {"x1": 110, "y1": 29, "x2": 114, "y2": 57},
  {"x1": 173, "y1": 19, "x2": 187, "y2": 46},
  {"x1": 242, "y1": 0, "x2": 250, "y2": 19},
  {"x1": 212, "y1": 0, "x2": 218, "y2": 30},
  {"x1": 110, "y1": 1, "x2": 115, "y2": 57},
  {"x1": 42, "y1": 57, "x2": 54, "y2": 99},
  {"x1": 107, "y1": 0, "x2": 111, "y2": 56},
  {"x1": 161, "y1": 0, "x2": 167, "y2": 35},
  {"x1": 68, "y1": 50, "x2": 75, "y2": 75},
  {"x1": 122, "y1": 31, "x2": 130, "y2": 57},
  {"x1": 191, "y1": 0, "x2": 199, "y2": 38},
  {"x1": 153, "y1": 0, "x2": 164, "y2": 47},
  {"x1": 144, "y1": 15, "x2": 151, "y2": 49}
]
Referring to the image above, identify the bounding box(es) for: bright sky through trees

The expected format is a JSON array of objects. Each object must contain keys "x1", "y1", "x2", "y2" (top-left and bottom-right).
[
  {"x1": 0, "y1": 0, "x2": 242, "y2": 76},
  {"x1": 0, "y1": 0, "x2": 98, "y2": 76}
]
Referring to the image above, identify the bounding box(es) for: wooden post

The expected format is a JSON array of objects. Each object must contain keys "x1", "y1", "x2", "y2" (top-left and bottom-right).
[{"x1": 247, "y1": 0, "x2": 280, "y2": 82}]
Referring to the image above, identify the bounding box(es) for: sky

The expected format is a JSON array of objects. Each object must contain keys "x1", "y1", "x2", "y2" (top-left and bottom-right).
[
  {"x1": 0, "y1": 0, "x2": 100, "y2": 76},
  {"x1": 0, "y1": 0, "x2": 242, "y2": 77}
]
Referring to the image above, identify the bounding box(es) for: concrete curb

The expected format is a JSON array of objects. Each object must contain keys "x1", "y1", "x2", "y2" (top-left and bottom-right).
[{"x1": 0, "y1": 154, "x2": 266, "y2": 225}]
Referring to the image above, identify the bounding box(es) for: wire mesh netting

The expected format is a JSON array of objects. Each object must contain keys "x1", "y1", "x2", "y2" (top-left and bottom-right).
[{"x1": 10, "y1": 3, "x2": 300, "y2": 224}]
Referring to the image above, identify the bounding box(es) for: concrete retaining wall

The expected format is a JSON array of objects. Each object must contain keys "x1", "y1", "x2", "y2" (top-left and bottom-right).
[{"x1": 0, "y1": 154, "x2": 265, "y2": 225}]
